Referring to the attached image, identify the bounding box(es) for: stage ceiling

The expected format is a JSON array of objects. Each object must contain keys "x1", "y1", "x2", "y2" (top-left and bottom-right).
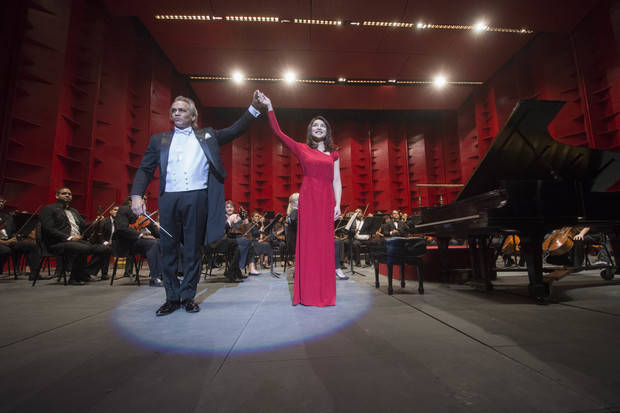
[{"x1": 103, "y1": 0, "x2": 598, "y2": 110}]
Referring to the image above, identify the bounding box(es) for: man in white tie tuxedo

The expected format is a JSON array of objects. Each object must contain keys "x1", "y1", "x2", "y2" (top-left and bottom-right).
[{"x1": 130, "y1": 92, "x2": 265, "y2": 316}]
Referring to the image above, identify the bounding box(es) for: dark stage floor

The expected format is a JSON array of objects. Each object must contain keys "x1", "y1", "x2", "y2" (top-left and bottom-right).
[{"x1": 1, "y1": 264, "x2": 619, "y2": 412}]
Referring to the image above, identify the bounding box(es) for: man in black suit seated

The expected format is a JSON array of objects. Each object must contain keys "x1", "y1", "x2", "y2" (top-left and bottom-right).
[
  {"x1": 0, "y1": 197, "x2": 41, "y2": 279},
  {"x1": 92, "y1": 205, "x2": 118, "y2": 280},
  {"x1": 380, "y1": 210, "x2": 406, "y2": 238},
  {"x1": 39, "y1": 187, "x2": 108, "y2": 285},
  {"x1": 114, "y1": 197, "x2": 162, "y2": 286},
  {"x1": 130, "y1": 92, "x2": 264, "y2": 315}
]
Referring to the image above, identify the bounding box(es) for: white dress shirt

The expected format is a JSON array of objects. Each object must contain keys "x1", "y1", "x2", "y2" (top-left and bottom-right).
[{"x1": 165, "y1": 106, "x2": 260, "y2": 193}]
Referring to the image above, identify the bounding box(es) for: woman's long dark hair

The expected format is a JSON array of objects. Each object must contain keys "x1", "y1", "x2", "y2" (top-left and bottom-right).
[{"x1": 306, "y1": 116, "x2": 338, "y2": 152}]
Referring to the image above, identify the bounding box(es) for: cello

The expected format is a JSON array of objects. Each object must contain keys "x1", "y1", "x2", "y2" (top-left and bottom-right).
[{"x1": 542, "y1": 227, "x2": 580, "y2": 256}]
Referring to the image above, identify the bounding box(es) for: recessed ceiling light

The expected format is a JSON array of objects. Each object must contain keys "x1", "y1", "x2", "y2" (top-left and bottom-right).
[
  {"x1": 232, "y1": 71, "x2": 244, "y2": 84},
  {"x1": 474, "y1": 21, "x2": 489, "y2": 32},
  {"x1": 283, "y1": 71, "x2": 297, "y2": 84},
  {"x1": 433, "y1": 75, "x2": 447, "y2": 88}
]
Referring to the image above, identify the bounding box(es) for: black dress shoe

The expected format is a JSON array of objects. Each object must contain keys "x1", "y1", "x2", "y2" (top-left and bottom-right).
[
  {"x1": 183, "y1": 299, "x2": 200, "y2": 313},
  {"x1": 149, "y1": 278, "x2": 163, "y2": 287},
  {"x1": 156, "y1": 301, "x2": 180, "y2": 316},
  {"x1": 100, "y1": 274, "x2": 109, "y2": 281},
  {"x1": 68, "y1": 278, "x2": 85, "y2": 286}
]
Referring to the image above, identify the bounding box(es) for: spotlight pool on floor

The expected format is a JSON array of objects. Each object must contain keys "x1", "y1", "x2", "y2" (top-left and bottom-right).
[{"x1": 112, "y1": 275, "x2": 374, "y2": 355}]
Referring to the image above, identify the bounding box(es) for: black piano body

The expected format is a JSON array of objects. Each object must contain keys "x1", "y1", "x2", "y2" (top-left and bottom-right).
[{"x1": 416, "y1": 100, "x2": 620, "y2": 302}]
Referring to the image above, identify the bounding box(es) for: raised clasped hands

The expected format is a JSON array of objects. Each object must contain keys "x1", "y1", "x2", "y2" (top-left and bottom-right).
[
  {"x1": 255, "y1": 91, "x2": 272, "y2": 111},
  {"x1": 252, "y1": 90, "x2": 267, "y2": 112}
]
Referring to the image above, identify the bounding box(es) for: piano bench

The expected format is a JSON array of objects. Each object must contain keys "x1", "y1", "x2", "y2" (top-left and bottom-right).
[{"x1": 373, "y1": 256, "x2": 424, "y2": 295}]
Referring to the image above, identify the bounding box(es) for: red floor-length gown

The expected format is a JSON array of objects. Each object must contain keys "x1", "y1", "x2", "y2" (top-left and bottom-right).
[{"x1": 268, "y1": 110, "x2": 337, "y2": 306}]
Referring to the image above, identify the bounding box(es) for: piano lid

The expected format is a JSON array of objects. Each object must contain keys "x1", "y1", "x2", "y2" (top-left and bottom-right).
[{"x1": 457, "y1": 99, "x2": 620, "y2": 201}]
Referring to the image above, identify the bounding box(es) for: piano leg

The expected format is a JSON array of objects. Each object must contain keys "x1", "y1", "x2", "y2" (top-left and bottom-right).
[
  {"x1": 417, "y1": 261, "x2": 424, "y2": 294},
  {"x1": 437, "y1": 237, "x2": 450, "y2": 282},
  {"x1": 374, "y1": 259, "x2": 380, "y2": 288},
  {"x1": 467, "y1": 236, "x2": 493, "y2": 291},
  {"x1": 400, "y1": 261, "x2": 406, "y2": 288},
  {"x1": 520, "y1": 232, "x2": 549, "y2": 303},
  {"x1": 477, "y1": 236, "x2": 494, "y2": 291}
]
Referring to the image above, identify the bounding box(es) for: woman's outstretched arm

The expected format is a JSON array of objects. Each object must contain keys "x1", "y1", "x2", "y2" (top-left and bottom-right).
[{"x1": 259, "y1": 93, "x2": 302, "y2": 159}]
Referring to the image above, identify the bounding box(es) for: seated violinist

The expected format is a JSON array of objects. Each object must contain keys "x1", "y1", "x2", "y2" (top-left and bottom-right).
[
  {"x1": 224, "y1": 203, "x2": 261, "y2": 275},
  {"x1": 208, "y1": 199, "x2": 247, "y2": 281},
  {"x1": 115, "y1": 196, "x2": 162, "y2": 286},
  {"x1": 86, "y1": 205, "x2": 118, "y2": 280},
  {"x1": 270, "y1": 215, "x2": 287, "y2": 265},
  {"x1": 39, "y1": 187, "x2": 108, "y2": 285},
  {"x1": 0, "y1": 196, "x2": 41, "y2": 280},
  {"x1": 249, "y1": 212, "x2": 273, "y2": 269},
  {"x1": 100, "y1": 205, "x2": 117, "y2": 278}
]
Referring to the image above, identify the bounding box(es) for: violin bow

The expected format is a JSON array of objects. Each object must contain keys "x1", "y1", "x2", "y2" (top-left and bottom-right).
[
  {"x1": 142, "y1": 211, "x2": 173, "y2": 239},
  {"x1": 82, "y1": 202, "x2": 115, "y2": 237},
  {"x1": 334, "y1": 207, "x2": 350, "y2": 232}
]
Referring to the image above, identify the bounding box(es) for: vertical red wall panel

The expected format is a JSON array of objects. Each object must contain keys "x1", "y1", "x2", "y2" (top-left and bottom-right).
[
  {"x1": 3, "y1": 0, "x2": 72, "y2": 211},
  {"x1": 0, "y1": 1, "x2": 194, "y2": 217}
]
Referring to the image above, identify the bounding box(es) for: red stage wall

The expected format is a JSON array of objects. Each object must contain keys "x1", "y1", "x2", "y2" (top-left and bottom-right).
[{"x1": 0, "y1": 0, "x2": 195, "y2": 217}]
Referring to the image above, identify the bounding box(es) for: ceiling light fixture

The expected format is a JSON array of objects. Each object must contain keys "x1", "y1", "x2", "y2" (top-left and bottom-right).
[
  {"x1": 154, "y1": 14, "x2": 533, "y2": 33},
  {"x1": 473, "y1": 21, "x2": 489, "y2": 32},
  {"x1": 189, "y1": 75, "x2": 483, "y2": 87},
  {"x1": 232, "y1": 71, "x2": 244, "y2": 84},
  {"x1": 225, "y1": 16, "x2": 279, "y2": 22},
  {"x1": 433, "y1": 75, "x2": 447, "y2": 88},
  {"x1": 283, "y1": 71, "x2": 297, "y2": 84}
]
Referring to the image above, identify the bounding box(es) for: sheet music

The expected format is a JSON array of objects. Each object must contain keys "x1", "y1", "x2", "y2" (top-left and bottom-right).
[{"x1": 344, "y1": 212, "x2": 358, "y2": 231}]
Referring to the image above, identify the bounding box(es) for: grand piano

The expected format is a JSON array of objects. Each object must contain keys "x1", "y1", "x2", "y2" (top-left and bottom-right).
[{"x1": 415, "y1": 100, "x2": 620, "y2": 302}]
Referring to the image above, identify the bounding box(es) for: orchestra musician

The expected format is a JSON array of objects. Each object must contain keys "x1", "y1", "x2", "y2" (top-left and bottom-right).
[
  {"x1": 270, "y1": 215, "x2": 287, "y2": 265},
  {"x1": 0, "y1": 196, "x2": 41, "y2": 280},
  {"x1": 546, "y1": 227, "x2": 611, "y2": 268},
  {"x1": 95, "y1": 205, "x2": 118, "y2": 280},
  {"x1": 224, "y1": 203, "x2": 262, "y2": 276},
  {"x1": 114, "y1": 197, "x2": 163, "y2": 286},
  {"x1": 82, "y1": 204, "x2": 116, "y2": 280},
  {"x1": 342, "y1": 208, "x2": 371, "y2": 267},
  {"x1": 381, "y1": 210, "x2": 406, "y2": 237},
  {"x1": 249, "y1": 212, "x2": 273, "y2": 269},
  {"x1": 39, "y1": 187, "x2": 108, "y2": 285}
]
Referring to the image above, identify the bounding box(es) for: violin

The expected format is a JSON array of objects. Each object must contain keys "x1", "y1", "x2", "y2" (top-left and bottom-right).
[
  {"x1": 542, "y1": 227, "x2": 580, "y2": 256},
  {"x1": 226, "y1": 216, "x2": 253, "y2": 240},
  {"x1": 131, "y1": 210, "x2": 158, "y2": 232},
  {"x1": 274, "y1": 224, "x2": 286, "y2": 241}
]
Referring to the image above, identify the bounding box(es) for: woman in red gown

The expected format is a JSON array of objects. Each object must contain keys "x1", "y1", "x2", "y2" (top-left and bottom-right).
[{"x1": 259, "y1": 93, "x2": 342, "y2": 306}]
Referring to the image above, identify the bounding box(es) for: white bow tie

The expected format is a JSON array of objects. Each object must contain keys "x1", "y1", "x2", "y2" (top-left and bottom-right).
[{"x1": 175, "y1": 127, "x2": 192, "y2": 136}]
